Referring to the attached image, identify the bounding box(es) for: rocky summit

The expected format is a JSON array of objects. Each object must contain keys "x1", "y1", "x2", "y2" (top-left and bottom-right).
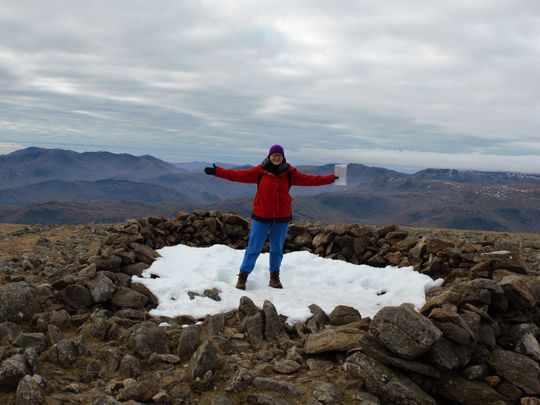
[{"x1": 0, "y1": 211, "x2": 539, "y2": 404}]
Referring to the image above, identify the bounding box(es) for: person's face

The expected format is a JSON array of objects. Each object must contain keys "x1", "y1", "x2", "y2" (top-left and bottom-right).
[{"x1": 269, "y1": 153, "x2": 284, "y2": 164}]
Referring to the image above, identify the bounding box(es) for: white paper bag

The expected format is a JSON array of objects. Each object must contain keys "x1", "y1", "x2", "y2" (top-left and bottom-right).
[{"x1": 334, "y1": 164, "x2": 347, "y2": 186}]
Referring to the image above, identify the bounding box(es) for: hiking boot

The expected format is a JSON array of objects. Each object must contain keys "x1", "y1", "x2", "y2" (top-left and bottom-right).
[
  {"x1": 236, "y1": 272, "x2": 249, "y2": 290},
  {"x1": 269, "y1": 271, "x2": 283, "y2": 289}
]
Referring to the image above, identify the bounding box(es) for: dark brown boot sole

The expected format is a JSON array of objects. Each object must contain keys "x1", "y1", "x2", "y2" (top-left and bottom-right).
[
  {"x1": 268, "y1": 282, "x2": 283, "y2": 289},
  {"x1": 269, "y1": 272, "x2": 283, "y2": 288}
]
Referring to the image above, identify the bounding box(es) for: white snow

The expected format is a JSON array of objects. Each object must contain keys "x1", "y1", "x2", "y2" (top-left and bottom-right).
[{"x1": 133, "y1": 244, "x2": 444, "y2": 325}]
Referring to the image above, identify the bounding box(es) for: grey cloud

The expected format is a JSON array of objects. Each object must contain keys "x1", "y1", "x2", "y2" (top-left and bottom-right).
[{"x1": 0, "y1": 0, "x2": 539, "y2": 170}]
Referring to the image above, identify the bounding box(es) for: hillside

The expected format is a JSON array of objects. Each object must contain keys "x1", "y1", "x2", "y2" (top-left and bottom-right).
[
  {"x1": 2, "y1": 178, "x2": 540, "y2": 231},
  {"x1": 412, "y1": 168, "x2": 540, "y2": 184},
  {"x1": 0, "y1": 179, "x2": 195, "y2": 205},
  {"x1": 0, "y1": 147, "x2": 182, "y2": 188},
  {"x1": 0, "y1": 200, "x2": 191, "y2": 224},
  {"x1": 205, "y1": 181, "x2": 540, "y2": 232},
  {"x1": 2, "y1": 147, "x2": 540, "y2": 232}
]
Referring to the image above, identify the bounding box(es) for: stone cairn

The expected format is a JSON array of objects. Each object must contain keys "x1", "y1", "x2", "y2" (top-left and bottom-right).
[{"x1": 0, "y1": 210, "x2": 539, "y2": 404}]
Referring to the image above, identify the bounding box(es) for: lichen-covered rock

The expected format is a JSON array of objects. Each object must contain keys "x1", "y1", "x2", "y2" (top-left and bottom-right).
[
  {"x1": 15, "y1": 375, "x2": 42, "y2": 405},
  {"x1": 130, "y1": 321, "x2": 169, "y2": 356},
  {"x1": 221, "y1": 213, "x2": 248, "y2": 226},
  {"x1": 498, "y1": 275, "x2": 537, "y2": 309},
  {"x1": 119, "y1": 354, "x2": 141, "y2": 378},
  {"x1": 14, "y1": 333, "x2": 48, "y2": 354},
  {"x1": 273, "y1": 359, "x2": 301, "y2": 374},
  {"x1": 48, "y1": 324, "x2": 64, "y2": 345},
  {"x1": 246, "y1": 393, "x2": 290, "y2": 405},
  {"x1": 516, "y1": 332, "x2": 540, "y2": 362},
  {"x1": 0, "y1": 282, "x2": 42, "y2": 323},
  {"x1": 294, "y1": 233, "x2": 313, "y2": 248},
  {"x1": 90, "y1": 255, "x2": 122, "y2": 271},
  {"x1": 242, "y1": 312, "x2": 264, "y2": 347},
  {"x1": 129, "y1": 242, "x2": 160, "y2": 264},
  {"x1": 177, "y1": 325, "x2": 201, "y2": 361},
  {"x1": 0, "y1": 321, "x2": 21, "y2": 345},
  {"x1": 57, "y1": 284, "x2": 93, "y2": 309},
  {"x1": 130, "y1": 283, "x2": 159, "y2": 306},
  {"x1": 369, "y1": 305, "x2": 442, "y2": 359},
  {"x1": 47, "y1": 338, "x2": 82, "y2": 368},
  {"x1": 427, "y1": 337, "x2": 473, "y2": 370},
  {"x1": 117, "y1": 378, "x2": 159, "y2": 402},
  {"x1": 328, "y1": 305, "x2": 361, "y2": 326},
  {"x1": 225, "y1": 368, "x2": 253, "y2": 393},
  {"x1": 357, "y1": 333, "x2": 440, "y2": 377},
  {"x1": 304, "y1": 325, "x2": 364, "y2": 354},
  {"x1": 238, "y1": 296, "x2": 259, "y2": 320},
  {"x1": 263, "y1": 300, "x2": 288, "y2": 343},
  {"x1": 92, "y1": 396, "x2": 123, "y2": 405},
  {"x1": 344, "y1": 352, "x2": 436, "y2": 405},
  {"x1": 428, "y1": 307, "x2": 476, "y2": 345},
  {"x1": 434, "y1": 370, "x2": 508, "y2": 405},
  {"x1": 424, "y1": 237, "x2": 453, "y2": 254},
  {"x1": 120, "y1": 262, "x2": 149, "y2": 277},
  {"x1": 205, "y1": 313, "x2": 225, "y2": 336},
  {"x1": 87, "y1": 275, "x2": 116, "y2": 303},
  {"x1": 51, "y1": 275, "x2": 76, "y2": 290},
  {"x1": 0, "y1": 354, "x2": 30, "y2": 390},
  {"x1": 252, "y1": 377, "x2": 304, "y2": 396},
  {"x1": 487, "y1": 348, "x2": 540, "y2": 394},
  {"x1": 110, "y1": 287, "x2": 148, "y2": 309},
  {"x1": 312, "y1": 381, "x2": 343, "y2": 404},
  {"x1": 188, "y1": 338, "x2": 224, "y2": 381},
  {"x1": 306, "y1": 303, "x2": 330, "y2": 333}
]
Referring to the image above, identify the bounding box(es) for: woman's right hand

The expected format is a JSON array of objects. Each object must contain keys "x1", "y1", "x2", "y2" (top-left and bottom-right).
[{"x1": 204, "y1": 164, "x2": 216, "y2": 175}]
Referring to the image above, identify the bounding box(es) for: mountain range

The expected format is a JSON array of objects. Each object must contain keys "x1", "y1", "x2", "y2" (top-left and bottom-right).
[
  {"x1": 0, "y1": 147, "x2": 183, "y2": 188},
  {"x1": 1, "y1": 147, "x2": 539, "y2": 232}
]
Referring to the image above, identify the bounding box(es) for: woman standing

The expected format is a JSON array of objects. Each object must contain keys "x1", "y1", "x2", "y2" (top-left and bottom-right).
[{"x1": 204, "y1": 145, "x2": 336, "y2": 289}]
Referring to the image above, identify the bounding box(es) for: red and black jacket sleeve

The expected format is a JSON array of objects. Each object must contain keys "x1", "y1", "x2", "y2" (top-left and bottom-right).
[
  {"x1": 214, "y1": 165, "x2": 262, "y2": 184},
  {"x1": 290, "y1": 169, "x2": 335, "y2": 186}
]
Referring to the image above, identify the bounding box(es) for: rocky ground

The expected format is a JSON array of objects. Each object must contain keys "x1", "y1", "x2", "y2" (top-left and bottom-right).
[{"x1": 0, "y1": 214, "x2": 539, "y2": 404}]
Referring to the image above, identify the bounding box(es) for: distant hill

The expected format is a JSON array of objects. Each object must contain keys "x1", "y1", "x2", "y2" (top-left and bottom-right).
[
  {"x1": 412, "y1": 168, "x2": 540, "y2": 184},
  {"x1": 172, "y1": 161, "x2": 238, "y2": 171},
  {"x1": 0, "y1": 147, "x2": 182, "y2": 189},
  {"x1": 2, "y1": 146, "x2": 540, "y2": 231},
  {"x1": 172, "y1": 161, "x2": 212, "y2": 172},
  {"x1": 0, "y1": 200, "x2": 190, "y2": 224},
  {"x1": 206, "y1": 181, "x2": 540, "y2": 232},
  {"x1": 0, "y1": 179, "x2": 195, "y2": 205}
]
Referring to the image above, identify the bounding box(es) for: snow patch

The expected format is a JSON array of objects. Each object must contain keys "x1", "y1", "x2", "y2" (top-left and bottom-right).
[{"x1": 133, "y1": 244, "x2": 444, "y2": 325}]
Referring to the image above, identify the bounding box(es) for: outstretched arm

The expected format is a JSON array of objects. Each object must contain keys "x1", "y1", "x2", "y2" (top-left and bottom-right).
[
  {"x1": 212, "y1": 165, "x2": 261, "y2": 184},
  {"x1": 291, "y1": 170, "x2": 336, "y2": 186}
]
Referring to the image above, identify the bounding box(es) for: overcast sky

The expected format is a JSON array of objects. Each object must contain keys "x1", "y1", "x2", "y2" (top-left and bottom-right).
[{"x1": 1, "y1": 0, "x2": 539, "y2": 172}]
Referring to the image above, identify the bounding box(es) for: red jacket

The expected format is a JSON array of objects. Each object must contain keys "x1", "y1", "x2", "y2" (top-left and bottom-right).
[{"x1": 215, "y1": 164, "x2": 335, "y2": 222}]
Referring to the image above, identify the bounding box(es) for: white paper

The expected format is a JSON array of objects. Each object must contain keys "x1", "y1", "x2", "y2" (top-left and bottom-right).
[{"x1": 334, "y1": 164, "x2": 347, "y2": 186}]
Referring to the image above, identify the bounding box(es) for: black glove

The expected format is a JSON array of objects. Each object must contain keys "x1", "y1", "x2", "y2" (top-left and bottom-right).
[
  {"x1": 204, "y1": 164, "x2": 216, "y2": 175},
  {"x1": 334, "y1": 175, "x2": 339, "y2": 180}
]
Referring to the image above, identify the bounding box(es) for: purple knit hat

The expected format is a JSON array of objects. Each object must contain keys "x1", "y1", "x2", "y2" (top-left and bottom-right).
[{"x1": 268, "y1": 144, "x2": 284, "y2": 156}]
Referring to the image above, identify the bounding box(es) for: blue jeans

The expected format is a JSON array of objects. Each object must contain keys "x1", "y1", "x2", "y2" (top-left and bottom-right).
[{"x1": 239, "y1": 220, "x2": 289, "y2": 274}]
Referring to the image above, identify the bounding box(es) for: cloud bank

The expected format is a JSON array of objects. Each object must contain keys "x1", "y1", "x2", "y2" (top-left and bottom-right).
[{"x1": 1, "y1": 1, "x2": 539, "y2": 171}]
